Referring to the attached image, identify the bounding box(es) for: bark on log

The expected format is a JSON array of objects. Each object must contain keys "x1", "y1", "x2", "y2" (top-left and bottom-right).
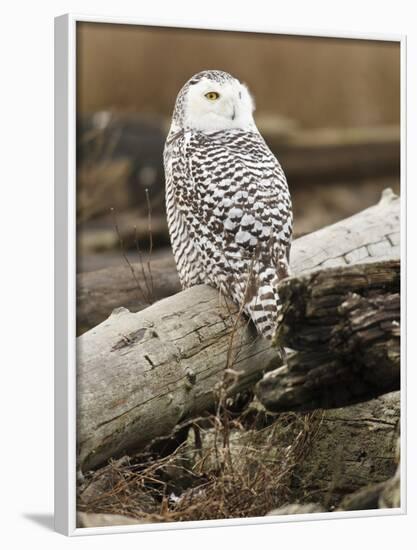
[
  {"x1": 256, "y1": 260, "x2": 400, "y2": 412},
  {"x1": 77, "y1": 189, "x2": 400, "y2": 471}
]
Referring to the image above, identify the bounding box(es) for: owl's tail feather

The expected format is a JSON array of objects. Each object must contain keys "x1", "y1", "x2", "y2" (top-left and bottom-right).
[{"x1": 245, "y1": 283, "x2": 281, "y2": 340}]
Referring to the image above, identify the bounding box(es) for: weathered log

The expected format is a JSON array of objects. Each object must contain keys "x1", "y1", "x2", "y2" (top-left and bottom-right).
[
  {"x1": 336, "y1": 435, "x2": 400, "y2": 511},
  {"x1": 77, "y1": 190, "x2": 400, "y2": 471},
  {"x1": 77, "y1": 287, "x2": 278, "y2": 471},
  {"x1": 77, "y1": 254, "x2": 180, "y2": 334},
  {"x1": 291, "y1": 187, "x2": 399, "y2": 273},
  {"x1": 378, "y1": 464, "x2": 400, "y2": 509},
  {"x1": 267, "y1": 480, "x2": 400, "y2": 515},
  {"x1": 256, "y1": 260, "x2": 400, "y2": 412},
  {"x1": 270, "y1": 125, "x2": 400, "y2": 184},
  {"x1": 77, "y1": 188, "x2": 400, "y2": 333},
  {"x1": 337, "y1": 482, "x2": 389, "y2": 511},
  {"x1": 77, "y1": 512, "x2": 147, "y2": 528},
  {"x1": 263, "y1": 394, "x2": 400, "y2": 514},
  {"x1": 275, "y1": 259, "x2": 400, "y2": 351},
  {"x1": 266, "y1": 504, "x2": 326, "y2": 516},
  {"x1": 289, "y1": 392, "x2": 400, "y2": 509}
]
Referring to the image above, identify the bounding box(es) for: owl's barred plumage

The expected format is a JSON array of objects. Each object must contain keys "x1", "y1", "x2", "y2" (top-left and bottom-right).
[{"x1": 164, "y1": 70, "x2": 292, "y2": 339}]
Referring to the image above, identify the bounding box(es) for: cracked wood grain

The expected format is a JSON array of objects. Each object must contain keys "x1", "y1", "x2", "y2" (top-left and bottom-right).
[{"x1": 256, "y1": 260, "x2": 400, "y2": 412}]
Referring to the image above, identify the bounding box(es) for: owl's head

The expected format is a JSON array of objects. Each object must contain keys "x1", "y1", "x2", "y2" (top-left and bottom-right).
[{"x1": 170, "y1": 70, "x2": 256, "y2": 133}]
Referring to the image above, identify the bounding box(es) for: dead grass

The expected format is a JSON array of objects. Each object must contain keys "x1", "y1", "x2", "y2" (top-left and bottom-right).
[
  {"x1": 77, "y1": 408, "x2": 323, "y2": 523},
  {"x1": 110, "y1": 186, "x2": 156, "y2": 305}
]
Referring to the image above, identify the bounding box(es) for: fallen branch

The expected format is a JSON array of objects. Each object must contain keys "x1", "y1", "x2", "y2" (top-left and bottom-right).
[
  {"x1": 256, "y1": 260, "x2": 400, "y2": 411},
  {"x1": 77, "y1": 189, "x2": 400, "y2": 471}
]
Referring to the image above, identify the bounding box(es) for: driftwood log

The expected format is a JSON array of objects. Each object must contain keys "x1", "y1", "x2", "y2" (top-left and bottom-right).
[
  {"x1": 77, "y1": 189, "x2": 400, "y2": 471},
  {"x1": 256, "y1": 260, "x2": 400, "y2": 412},
  {"x1": 270, "y1": 125, "x2": 400, "y2": 184},
  {"x1": 290, "y1": 391, "x2": 400, "y2": 508},
  {"x1": 77, "y1": 254, "x2": 180, "y2": 334},
  {"x1": 266, "y1": 392, "x2": 400, "y2": 513}
]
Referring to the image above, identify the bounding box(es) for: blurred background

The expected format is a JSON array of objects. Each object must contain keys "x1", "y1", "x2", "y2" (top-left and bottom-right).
[{"x1": 76, "y1": 22, "x2": 400, "y2": 278}]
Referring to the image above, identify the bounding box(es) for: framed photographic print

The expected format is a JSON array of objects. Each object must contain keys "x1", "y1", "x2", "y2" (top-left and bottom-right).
[{"x1": 54, "y1": 13, "x2": 405, "y2": 536}]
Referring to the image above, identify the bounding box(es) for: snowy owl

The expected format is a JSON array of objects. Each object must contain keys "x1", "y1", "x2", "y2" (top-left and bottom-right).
[{"x1": 164, "y1": 70, "x2": 292, "y2": 339}]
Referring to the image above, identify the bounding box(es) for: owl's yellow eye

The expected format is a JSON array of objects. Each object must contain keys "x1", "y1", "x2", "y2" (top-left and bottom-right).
[{"x1": 205, "y1": 91, "x2": 220, "y2": 101}]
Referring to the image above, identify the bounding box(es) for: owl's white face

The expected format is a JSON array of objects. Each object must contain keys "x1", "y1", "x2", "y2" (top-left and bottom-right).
[{"x1": 183, "y1": 77, "x2": 256, "y2": 132}]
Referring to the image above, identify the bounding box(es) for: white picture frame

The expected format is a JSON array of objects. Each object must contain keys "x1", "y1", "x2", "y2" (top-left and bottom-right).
[{"x1": 54, "y1": 13, "x2": 407, "y2": 536}]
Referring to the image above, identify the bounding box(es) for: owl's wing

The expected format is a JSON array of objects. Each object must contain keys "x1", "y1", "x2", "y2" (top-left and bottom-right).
[
  {"x1": 185, "y1": 129, "x2": 292, "y2": 264},
  {"x1": 164, "y1": 133, "x2": 206, "y2": 288},
  {"x1": 182, "y1": 129, "x2": 293, "y2": 337}
]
